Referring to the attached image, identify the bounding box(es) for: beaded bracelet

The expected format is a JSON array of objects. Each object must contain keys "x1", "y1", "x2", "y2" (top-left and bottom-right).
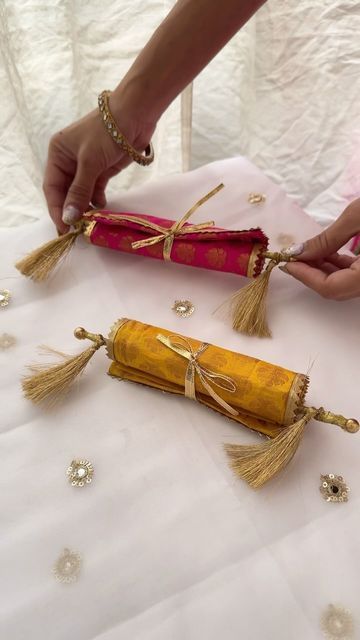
[{"x1": 98, "y1": 90, "x2": 154, "y2": 166}]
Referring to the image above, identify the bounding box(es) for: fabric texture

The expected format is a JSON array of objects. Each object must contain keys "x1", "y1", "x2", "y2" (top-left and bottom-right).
[
  {"x1": 1, "y1": 1, "x2": 360, "y2": 228},
  {"x1": 108, "y1": 318, "x2": 306, "y2": 436},
  {"x1": 85, "y1": 209, "x2": 267, "y2": 277},
  {"x1": 1, "y1": 158, "x2": 360, "y2": 639}
]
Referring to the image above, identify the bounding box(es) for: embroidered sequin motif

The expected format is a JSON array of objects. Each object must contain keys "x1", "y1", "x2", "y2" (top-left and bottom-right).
[
  {"x1": 172, "y1": 300, "x2": 195, "y2": 318},
  {"x1": 321, "y1": 604, "x2": 354, "y2": 639},
  {"x1": 248, "y1": 193, "x2": 266, "y2": 205},
  {"x1": 67, "y1": 459, "x2": 94, "y2": 487},
  {"x1": 320, "y1": 474, "x2": 349, "y2": 502},
  {"x1": 0, "y1": 289, "x2": 11, "y2": 307},
  {"x1": 53, "y1": 548, "x2": 81, "y2": 583},
  {"x1": 0, "y1": 333, "x2": 16, "y2": 349}
]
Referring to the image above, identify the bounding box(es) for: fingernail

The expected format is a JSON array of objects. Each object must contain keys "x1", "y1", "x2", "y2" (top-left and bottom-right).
[
  {"x1": 279, "y1": 265, "x2": 289, "y2": 274},
  {"x1": 62, "y1": 205, "x2": 81, "y2": 225},
  {"x1": 282, "y1": 242, "x2": 304, "y2": 256}
]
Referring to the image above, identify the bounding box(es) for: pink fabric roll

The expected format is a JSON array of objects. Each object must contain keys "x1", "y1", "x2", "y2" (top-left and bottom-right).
[{"x1": 84, "y1": 210, "x2": 268, "y2": 278}]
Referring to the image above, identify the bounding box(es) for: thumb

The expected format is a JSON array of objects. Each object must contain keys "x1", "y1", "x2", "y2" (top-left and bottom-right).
[
  {"x1": 62, "y1": 162, "x2": 97, "y2": 225},
  {"x1": 284, "y1": 199, "x2": 360, "y2": 261}
]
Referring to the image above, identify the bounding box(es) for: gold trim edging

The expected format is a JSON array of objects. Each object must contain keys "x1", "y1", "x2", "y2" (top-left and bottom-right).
[
  {"x1": 247, "y1": 244, "x2": 263, "y2": 278},
  {"x1": 82, "y1": 220, "x2": 97, "y2": 242},
  {"x1": 105, "y1": 318, "x2": 129, "y2": 361},
  {"x1": 283, "y1": 373, "x2": 310, "y2": 426}
]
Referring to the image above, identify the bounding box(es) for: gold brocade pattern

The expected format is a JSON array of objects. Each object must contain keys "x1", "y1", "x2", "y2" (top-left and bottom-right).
[
  {"x1": 107, "y1": 319, "x2": 308, "y2": 438},
  {"x1": 174, "y1": 243, "x2": 196, "y2": 263},
  {"x1": 205, "y1": 248, "x2": 227, "y2": 268},
  {"x1": 119, "y1": 235, "x2": 135, "y2": 252}
]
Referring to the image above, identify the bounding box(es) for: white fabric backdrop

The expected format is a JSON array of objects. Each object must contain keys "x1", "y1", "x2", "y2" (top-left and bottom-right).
[
  {"x1": 1, "y1": 1, "x2": 360, "y2": 229},
  {"x1": 1, "y1": 158, "x2": 359, "y2": 639}
]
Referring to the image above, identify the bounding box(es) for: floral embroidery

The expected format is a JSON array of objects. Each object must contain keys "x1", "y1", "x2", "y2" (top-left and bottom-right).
[
  {"x1": 119, "y1": 234, "x2": 135, "y2": 252},
  {"x1": 256, "y1": 365, "x2": 290, "y2": 387},
  {"x1": 205, "y1": 248, "x2": 227, "y2": 268},
  {"x1": 236, "y1": 252, "x2": 250, "y2": 273},
  {"x1": 117, "y1": 342, "x2": 140, "y2": 364},
  {"x1": 234, "y1": 378, "x2": 253, "y2": 397},
  {"x1": 248, "y1": 396, "x2": 278, "y2": 416},
  {"x1": 146, "y1": 242, "x2": 164, "y2": 259},
  {"x1": 93, "y1": 233, "x2": 109, "y2": 248},
  {"x1": 320, "y1": 474, "x2": 350, "y2": 503},
  {"x1": 164, "y1": 357, "x2": 187, "y2": 380},
  {"x1": 175, "y1": 242, "x2": 196, "y2": 264},
  {"x1": 321, "y1": 604, "x2": 354, "y2": 639}
]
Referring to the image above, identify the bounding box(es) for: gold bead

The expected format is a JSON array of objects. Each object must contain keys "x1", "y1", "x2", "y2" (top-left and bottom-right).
[
  {"x1": 345, "y1": 419, "x2": 359, "y2": 433},
  {"x1": 74, "y1": 327, "x2": 86, "y2": 340}
]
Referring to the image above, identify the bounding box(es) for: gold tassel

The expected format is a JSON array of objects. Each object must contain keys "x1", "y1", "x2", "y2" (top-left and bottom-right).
[
  {"x1": 215, "y1": 251, "x2": 294, "y2": 338},
  {"x1": 22, "y1": 327, "x2": 105, "y2": 406},
  {"x1": 229, "y1": 260, "x2": 277, "y2": 337},
  {"x1": 225, "y1": 408, "x2": 359, "y2": 488},
  {"x1": 15, "y1": 224, "x2": 84, "y2": 282}
]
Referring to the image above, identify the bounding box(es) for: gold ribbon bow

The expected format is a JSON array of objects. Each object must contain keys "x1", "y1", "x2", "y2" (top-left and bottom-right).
[
  {"x1": 131, "y1": 183, "x2": 224, "y2": 261},
  {"x1": 156, "y1": 333, "x2": 239, "y2": 416}
]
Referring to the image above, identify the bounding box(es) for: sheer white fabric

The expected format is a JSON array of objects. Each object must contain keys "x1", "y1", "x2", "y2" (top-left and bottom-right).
[
  {"x1": 1, "y1": 0, "x2": 360, "y2": 227},
  {"x1": 1, "y1": 158, "x2": 359, "y2": 638}
]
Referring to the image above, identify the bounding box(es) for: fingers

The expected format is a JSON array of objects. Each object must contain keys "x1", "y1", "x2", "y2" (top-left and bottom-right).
[
  {"x1": 326, "y1": 253, "x2": 357, "y2": 269},
  {"x1": 43, "y1": 160, "x2": 73, "y2": 234},
  {"x1": 283, "y1": 260, "x2": 360, "y2": 300},
  {"x1": 62, "y1": 160, "x2": 98, "y2": 225},
  {"x1": 91, "y1": 157, "x2": 132, "y2": 209},
  {"x1": 284, "y1": 198, "x2": 360, "y2": 261}
]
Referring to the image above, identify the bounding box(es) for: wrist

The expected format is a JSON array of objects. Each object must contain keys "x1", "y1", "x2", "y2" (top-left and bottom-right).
[{"x1": 112, "y1": 74, "x2": 163, "y2": 129}]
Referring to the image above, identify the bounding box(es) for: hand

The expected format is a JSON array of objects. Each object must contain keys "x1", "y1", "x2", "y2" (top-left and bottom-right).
[
  {"x1": 281, "y1": 198, "x2": 360, "y2": 300},
  {"x1": 43, "y1": 90, "x2": 156, "y2": 234}
]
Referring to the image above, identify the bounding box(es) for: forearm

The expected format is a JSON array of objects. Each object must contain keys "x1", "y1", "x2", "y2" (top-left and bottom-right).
[{"x1": 115, "y1": 0, "x2": 266, "y2": 122}]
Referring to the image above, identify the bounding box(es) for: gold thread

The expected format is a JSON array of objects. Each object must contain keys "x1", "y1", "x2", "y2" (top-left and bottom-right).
[{"x1": 82, "y1": 220, "x2": 97, "y2": 242}]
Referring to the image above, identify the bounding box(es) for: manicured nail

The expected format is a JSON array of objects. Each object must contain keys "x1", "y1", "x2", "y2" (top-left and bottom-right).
[
  {"x1": 283, "y1": 242, "x2": 304, "y2": 256},
  {"x1": 279, "y1": 265, "x2": 289, "y2": 274},
  {"x1": 62, "y1": 205, "x2": 81, "y2": 225}
]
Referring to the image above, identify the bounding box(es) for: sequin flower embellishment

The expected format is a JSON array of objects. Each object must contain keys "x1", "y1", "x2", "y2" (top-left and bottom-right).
[
  {"x1": 0, "y1": 289, "x2": 11, "y2": 307},
  {"x1": 67, "y1": 459, "x2": 94, "y2": 487},
  {"x1": 53, "y1": 548, "x2": 81, "y2": 583},
  {"x1": 320, "y1": 474, "x2": 349, "y2": 503}
]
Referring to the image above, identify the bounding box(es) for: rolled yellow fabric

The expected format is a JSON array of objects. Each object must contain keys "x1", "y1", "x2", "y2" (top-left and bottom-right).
[
  {"x1": 23, "y1": 318, "x2": 358, "y2": 488},
  {"x1": 107, "y1": 318, "x2": 308, "y2": 438}
]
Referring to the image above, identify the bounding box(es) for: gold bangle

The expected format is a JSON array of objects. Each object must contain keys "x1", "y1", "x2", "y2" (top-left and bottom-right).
[{"x1": 98, "y1": 90, "x2": 154, "y2": 167}]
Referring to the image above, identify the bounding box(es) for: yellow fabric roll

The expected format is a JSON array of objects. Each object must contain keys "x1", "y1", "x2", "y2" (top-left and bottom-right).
[{"x1": 107, "y1": 319, "x2": 308, "y2": 438}]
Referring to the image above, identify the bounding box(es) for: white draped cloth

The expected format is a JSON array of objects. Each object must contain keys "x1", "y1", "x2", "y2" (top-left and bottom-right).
[
  {"x1": 1, "y1": 0, "x2": 360, "y2": 228},
  {"x1": 1, "y1": 158, "x2": 359, "y2": 639}
]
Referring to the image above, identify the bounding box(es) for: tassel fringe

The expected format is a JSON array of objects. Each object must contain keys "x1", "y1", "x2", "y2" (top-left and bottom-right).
[
  {"x1": 225, "y1": 408, "x2": 317, "y2": 488},
  {"x1": 15, "y1": 225, "x2": 83, "y2": 282},
  {"x1": 22, "y1": 327, "x2": 105, "y2": 406},
  {"x1": 216, "y1": 261, "x2": 277, "y2": 338}
]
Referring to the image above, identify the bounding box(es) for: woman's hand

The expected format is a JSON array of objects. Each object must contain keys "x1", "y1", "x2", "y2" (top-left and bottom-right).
[
  {"x1": 282, "y1": 198, "x2": 360, "y2": 300},
  {"x1": 43, "y1": 90, "x2": 156, "y2": 234},
  {"x1": 43, "y1": 0, "x2": 267, "y2": 234}
]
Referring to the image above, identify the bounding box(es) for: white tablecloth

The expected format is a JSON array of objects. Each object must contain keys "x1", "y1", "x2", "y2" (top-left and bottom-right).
[{"x1": 1, "y1": 158, "x2": 359, "y2": 639}]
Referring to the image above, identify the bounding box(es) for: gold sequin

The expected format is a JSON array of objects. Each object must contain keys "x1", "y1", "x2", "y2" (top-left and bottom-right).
[
  {"x1": 67, "y1": 459, "x2": 94, "y2": 487},
  {"x1": 0, "y1": 333, "x2": 16, "y2": 349},
  {"x1": 248, "y1": 193, "x2": 266, "y2": 205},
  {"x1": 321, "y1": 604, "x2": 354, "y2": 639},
  {"x1": 172, "y1": 300, "x2": 195, "y2": 318},
  {"x1": 0, "y1": 289, "x2": 11, "y2": 307},
  {"x1": 53, "y1": 548, "x2": 81, "y2": 583},
  {"x1": 320, "y1": 474, "x2": 349, "y2": 502}
]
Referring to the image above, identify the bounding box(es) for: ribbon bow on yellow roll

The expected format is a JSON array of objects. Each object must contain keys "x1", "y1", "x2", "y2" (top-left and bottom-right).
[{"x1": 22, "y1": 318, "x2": 359, "y2": 489}]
